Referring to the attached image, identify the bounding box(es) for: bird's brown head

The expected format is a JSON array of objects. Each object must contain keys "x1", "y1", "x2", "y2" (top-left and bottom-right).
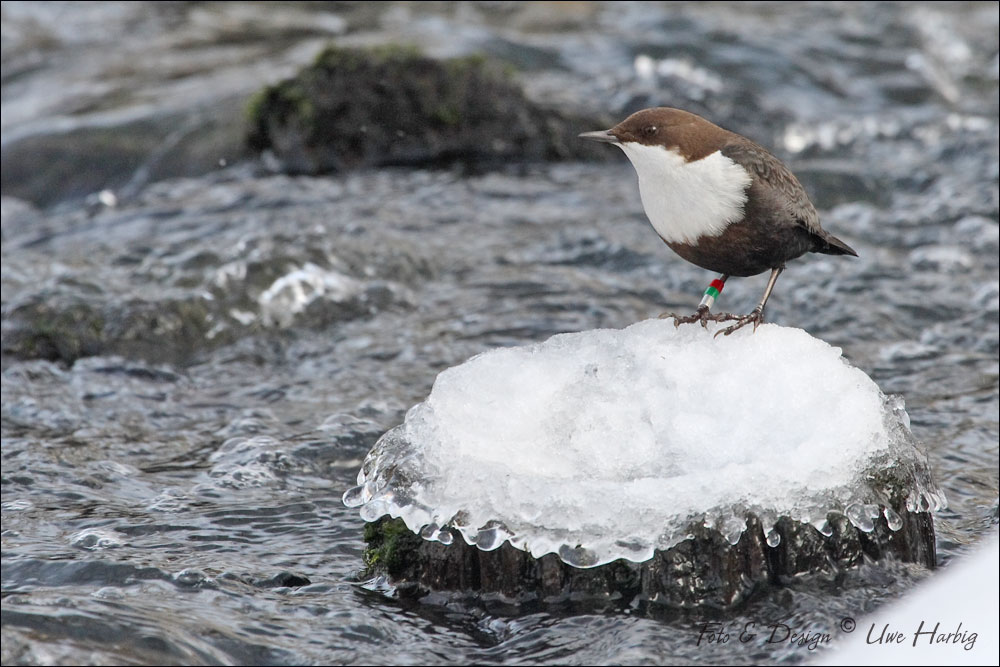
[{"x1": 579, "y1": 107, "x2": 732, "y2": 162}]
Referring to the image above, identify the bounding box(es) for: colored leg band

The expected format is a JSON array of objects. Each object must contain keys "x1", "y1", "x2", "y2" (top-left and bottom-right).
[{"x1": 698, "y1": 277, "x2": 726, "y2": 309}]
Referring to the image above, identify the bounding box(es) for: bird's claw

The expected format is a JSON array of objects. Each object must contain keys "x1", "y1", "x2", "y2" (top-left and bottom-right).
[
  {"x1": 660, "y1": 306, "x2": 740, "y2": 329},
  {"x1": 713, "y1": 307, "x2": 765, "y2": 338}
]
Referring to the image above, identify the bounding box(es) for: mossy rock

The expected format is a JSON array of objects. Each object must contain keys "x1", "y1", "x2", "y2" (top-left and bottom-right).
[
  {"x1": 1, "y1": 295, "x2": 226, "y2": 366},
  {"x1": 247, "y1": 45, "x2": 611, "y2": 173}
]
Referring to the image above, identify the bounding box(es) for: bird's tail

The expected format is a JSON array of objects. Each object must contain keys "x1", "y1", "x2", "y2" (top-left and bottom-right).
[{"x1": 815, "y1": 233, "x2": 858, "y2": 257}]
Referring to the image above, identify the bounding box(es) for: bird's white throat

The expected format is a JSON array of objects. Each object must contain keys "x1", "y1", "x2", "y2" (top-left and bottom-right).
[{"x1": 617, "y1": 142, "x2": 752, "y2": 245}]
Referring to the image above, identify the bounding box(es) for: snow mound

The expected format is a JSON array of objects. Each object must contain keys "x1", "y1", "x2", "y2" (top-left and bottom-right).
[{"x1": 344, "y1": 320, "x2": 943, "y2": 567}]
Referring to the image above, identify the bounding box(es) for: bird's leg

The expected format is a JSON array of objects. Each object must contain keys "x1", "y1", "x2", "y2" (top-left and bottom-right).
[
  {"x1": 659, "y1": 274, "x2": 738, "y2": 327},
  {"x1": 715, "y1": 267, "x2": 783, "y2": 337}
]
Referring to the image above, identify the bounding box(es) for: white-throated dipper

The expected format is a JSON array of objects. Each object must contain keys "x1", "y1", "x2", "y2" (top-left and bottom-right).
[{"x1": 580, "y1": 107, "x2": 857, "y2": 335}]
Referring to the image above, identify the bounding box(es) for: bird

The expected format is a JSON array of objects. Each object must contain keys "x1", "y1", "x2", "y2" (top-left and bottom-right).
[{"x1": 579, "y1": 107, "x2": 857, "y2": 336}]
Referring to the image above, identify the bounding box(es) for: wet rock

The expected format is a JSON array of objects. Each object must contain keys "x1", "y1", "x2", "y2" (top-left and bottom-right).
[
  {"x1": 254, "y1": 571, "x2": 312, "y2": 588},
  {"x1": 246, "y1": 45, "x2": 611, "y2": 174},
  {"x1": 1, "y1": 295, "x2": 226, "y2": 367}
]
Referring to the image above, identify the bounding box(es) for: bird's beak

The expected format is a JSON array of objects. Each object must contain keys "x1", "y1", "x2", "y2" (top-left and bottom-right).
[{"x1": 578, "y1": 129, "x2": 619, "y2": 144}]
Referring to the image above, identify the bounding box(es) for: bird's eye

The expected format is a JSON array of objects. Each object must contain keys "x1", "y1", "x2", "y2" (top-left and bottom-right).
[{"x1": 642, "y1": 125, "x2": 658, "y2": 136}]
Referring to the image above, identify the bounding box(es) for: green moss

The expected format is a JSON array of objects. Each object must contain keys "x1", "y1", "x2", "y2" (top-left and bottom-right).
[
  {"x1": 2, "y1": 293, "x2": 236, "y2": 366},
  {"x1": 12, "y1": 301, "x2": 105, "y2": 362},
  {"x1": 272, "y1": 83, "x2": 314, "y2": 121},
  {"x1": 313, "y1": 43, "x2": 425, "y2": 71},
  {"x1": 362, "y1": 516, "x2": 423, "y2": 578},
  {"x1": 432, "y1": 104, "x2": 463, "y2": 126},
  {"x1": 287, "y1": 86, "x2": 315, "y2": 124},
  {"x1": 245, "y1": 88, "x2": 268, "y2": 125},
  {"x1": 443, "y1": 52, "x2": 490, "y2": 73},
  {"x1": 246, "y1": 81, "x2": 316, "y2": 151}
]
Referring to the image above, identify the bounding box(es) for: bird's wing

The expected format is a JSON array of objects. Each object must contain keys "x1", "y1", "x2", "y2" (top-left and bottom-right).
[{"x1": 719, "y1": 140, "x2": 823, "y2": 236}]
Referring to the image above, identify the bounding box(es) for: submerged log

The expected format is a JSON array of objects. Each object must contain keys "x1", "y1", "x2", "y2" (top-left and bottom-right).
[{"x1": 363, "y1": 500, "x2": 935, "y2": 608}]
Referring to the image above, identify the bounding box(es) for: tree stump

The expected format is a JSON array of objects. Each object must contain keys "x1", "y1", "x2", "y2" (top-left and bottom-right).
[{"x1": 362, "y1": 496, "x2": 935, "y2": 608}]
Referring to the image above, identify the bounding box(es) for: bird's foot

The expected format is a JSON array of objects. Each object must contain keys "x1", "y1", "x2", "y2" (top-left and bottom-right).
[
  {"x1": 713, "y1": 307, "x2": 764, "y2": 338},
  {"x1": 659, "y1": 305, "x2": 741, "y2": 329}
]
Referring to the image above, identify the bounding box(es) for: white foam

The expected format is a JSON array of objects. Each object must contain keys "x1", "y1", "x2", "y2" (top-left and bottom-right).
[
  {"x1": 344, "y1": 320, "x2": 941, "y2": 567},
  {"x1": 258, "y1": 262, "x2": 364, "y2": 328}
]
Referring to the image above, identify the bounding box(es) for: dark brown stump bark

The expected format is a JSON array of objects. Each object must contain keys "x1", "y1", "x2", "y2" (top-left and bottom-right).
[{"x1": 362, "y1": 497, "x2": 936, "y2": 609}]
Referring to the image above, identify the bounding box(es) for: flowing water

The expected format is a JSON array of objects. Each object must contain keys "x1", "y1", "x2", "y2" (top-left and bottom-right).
[{"x1": 2, "y1": 2, "x2": 998, "y2": 664}]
